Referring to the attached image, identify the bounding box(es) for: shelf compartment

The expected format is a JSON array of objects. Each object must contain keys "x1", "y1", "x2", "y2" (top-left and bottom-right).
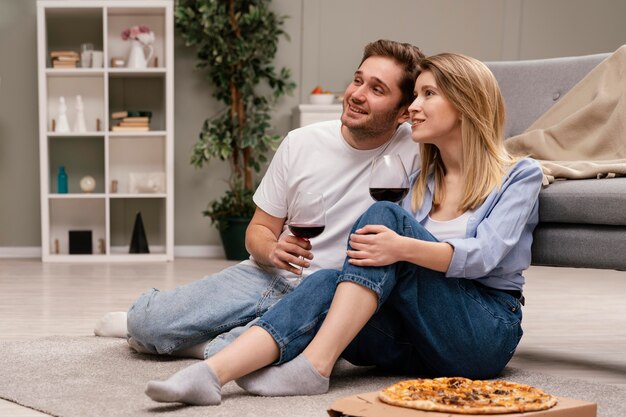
[
  {"x1": 108, "y1": 135, "x2": 166, "y2": 195},
  {"x1": 108, "y1": 76, "x2": 165, "y2": 131},
  {"x1": 107, "y1": 8, "x2": 166, "y2": 68},
  {"x1": 47, "y1": 75, "x2": 105, "y2": 132},
  {"x1": 48, "y1": 198, "x2": 106, "y2": 256},
  {"x1": 48, "y1": 136, "x2": 105, "y2": 194},
  {"x1": 110, "y1": 198, "x2": 166, "y2": 255},
  {"x1": 45, "y1": 7, "x2": 103, "y2": 69}
]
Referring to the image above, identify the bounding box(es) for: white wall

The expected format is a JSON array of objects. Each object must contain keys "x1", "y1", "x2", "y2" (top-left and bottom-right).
[
  {"x1": 0, "y1": 0, "x2": 624, "y2": 251},
  {"x1": 300, "y1": 0, "x2": 625, "y2": 101}
]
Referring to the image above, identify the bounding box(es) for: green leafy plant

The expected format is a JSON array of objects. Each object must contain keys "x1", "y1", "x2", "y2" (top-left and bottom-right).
[
  {"x1": 175, "y1": 0, "x2": 295, "y2": 228},
  {"x1": 201, "y1": 179, "x2": 256, "y2": 230}
]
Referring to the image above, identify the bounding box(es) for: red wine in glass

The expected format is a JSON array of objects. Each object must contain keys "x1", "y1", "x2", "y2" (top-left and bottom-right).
[
  {"x1": 288, "y1": 223, "x2": 325, "y2": 239},
  {"x1": 369, "y1": 154, "x2": 410, "y2": 203},
  {"x1": 369, "y1": 188, "x2": 409, "y2": 203}
]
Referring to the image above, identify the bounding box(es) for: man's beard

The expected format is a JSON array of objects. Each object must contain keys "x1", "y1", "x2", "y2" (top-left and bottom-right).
[{"x1": 341, "y1": 104, "x2": 401, "y2": 140}]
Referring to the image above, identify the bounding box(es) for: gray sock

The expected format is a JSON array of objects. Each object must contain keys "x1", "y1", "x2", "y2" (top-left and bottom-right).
[
  {"x1": 236, "y1": 354, "x2": 329, "y2": 396},
  {"x1": 145, "y1": 362, "x2": 221, "y2": 405}
]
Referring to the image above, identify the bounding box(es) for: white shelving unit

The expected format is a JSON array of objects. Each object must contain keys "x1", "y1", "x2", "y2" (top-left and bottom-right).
[{"x1": 37, "y1": 0, "x2": 174, "y2": 262}]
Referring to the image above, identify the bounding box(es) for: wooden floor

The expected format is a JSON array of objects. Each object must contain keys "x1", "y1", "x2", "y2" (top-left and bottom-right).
[{"x1": 1, "y1": 258, "x2": 625, "y2": 416}]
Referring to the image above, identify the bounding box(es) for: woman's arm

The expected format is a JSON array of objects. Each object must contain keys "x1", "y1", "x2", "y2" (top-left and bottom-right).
[
  {"x1": 347, "y1": 224, "x2": 453, "y2": 272},
  {"x1": 445, "y1": 159, "x2": 543, "y2": 278}
]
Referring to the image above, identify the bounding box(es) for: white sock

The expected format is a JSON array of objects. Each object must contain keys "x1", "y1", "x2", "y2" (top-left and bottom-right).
[
  {"x1": 236, "y1": 354, "x2": 329, "y2": 396},
  {"x1": 145, "y1": 362, "x2": 221, "y2": 405},
  {"x1": 93, "y1": 311, "x2": 127, "y2": 338},
  {"x1": 127, "y1": 337, "x2": 154, "y2": 354}
]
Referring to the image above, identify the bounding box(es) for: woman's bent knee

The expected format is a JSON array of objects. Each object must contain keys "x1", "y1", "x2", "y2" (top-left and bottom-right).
[{"x1": 362, "y1": 201, "x2": 404, "y2": 220}]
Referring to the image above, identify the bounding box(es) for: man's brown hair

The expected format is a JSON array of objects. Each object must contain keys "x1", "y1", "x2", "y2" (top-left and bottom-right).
[{"x1": 360, "y1": 39, "x2": 425, "y2": 107}]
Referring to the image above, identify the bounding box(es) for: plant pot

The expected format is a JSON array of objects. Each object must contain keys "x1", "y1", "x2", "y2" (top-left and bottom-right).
[{"x1": 218, "y1": 216, "x2": 251, "y2": 260}]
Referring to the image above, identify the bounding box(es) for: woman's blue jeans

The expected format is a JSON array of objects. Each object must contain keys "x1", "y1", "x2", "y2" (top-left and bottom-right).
[{"x1": 255, "y1": 202, "x2": 523, "y2": 379}]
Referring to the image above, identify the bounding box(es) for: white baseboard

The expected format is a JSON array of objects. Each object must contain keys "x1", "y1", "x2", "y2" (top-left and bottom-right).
[
  {"x1": 0, "y1": 245, "x2": 224, "y2": 259},
  {"x1": 0, "y1": 247, "x2": 42, "y2": 258},
  {"x1": 174, "y1": 245, "x2": 225, "y2": 258}
]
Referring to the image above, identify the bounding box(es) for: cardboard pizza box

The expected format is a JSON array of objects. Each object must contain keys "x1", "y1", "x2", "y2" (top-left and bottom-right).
[{"x1": 327, "y1": 391, "x2": 597, "y2": 417}]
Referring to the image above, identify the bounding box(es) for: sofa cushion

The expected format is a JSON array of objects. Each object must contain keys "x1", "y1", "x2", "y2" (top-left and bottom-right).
[
  {"x1": 532, "y1": 223, "x2": 626, "y2": 270},
  {"x1": 486, "y1": 53, "x2": 609, "y2": 138},
  {"x1": 538, "y1": 177, "x2": 626, "y2": 225}
]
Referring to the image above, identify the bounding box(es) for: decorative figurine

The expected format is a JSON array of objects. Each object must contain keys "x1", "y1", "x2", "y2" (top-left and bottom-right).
[
  {"x1": 73, "y1": 95, "x2": 87, "y2": 133},
  {"x1": 80, "y1": 175, "x2": 96, "y2": 193},
  {"x1": 129, "y1": 211, "x2": 150, "y2": 254},
  {"x1": 56, "y1": 96, "x2": 70, "y2": 133}
]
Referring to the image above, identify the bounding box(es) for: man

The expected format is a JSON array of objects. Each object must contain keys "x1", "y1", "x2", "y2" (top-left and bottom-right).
[{"x1": 95, "y1": 39, "x2": 424, "y2": 361}]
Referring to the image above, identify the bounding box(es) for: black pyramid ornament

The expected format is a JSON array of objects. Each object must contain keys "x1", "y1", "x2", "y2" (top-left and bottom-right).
[{"x1": 129, "y1": 211, "x2": 150, "y2": 253}]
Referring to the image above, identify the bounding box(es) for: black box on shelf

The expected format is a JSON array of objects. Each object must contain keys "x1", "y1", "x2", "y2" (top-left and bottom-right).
[{"x1": 69, "y1": 230, "x2": 92, "y2": 254}]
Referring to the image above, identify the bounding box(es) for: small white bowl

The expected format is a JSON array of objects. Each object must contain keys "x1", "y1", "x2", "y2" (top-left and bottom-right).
[{"x1": 309, "y1": 94, "x2": 335, "y2": 105}]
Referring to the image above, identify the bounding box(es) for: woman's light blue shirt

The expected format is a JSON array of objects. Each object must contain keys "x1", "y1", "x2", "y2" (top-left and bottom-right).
[{"x1": 402, "y1": 158, "x2": 543, "y2": 291}]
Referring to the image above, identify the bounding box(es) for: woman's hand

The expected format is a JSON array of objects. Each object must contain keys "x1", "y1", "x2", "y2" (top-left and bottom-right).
[{"x1": 346, "y1": 224, "x2": 403, "y2": 267}]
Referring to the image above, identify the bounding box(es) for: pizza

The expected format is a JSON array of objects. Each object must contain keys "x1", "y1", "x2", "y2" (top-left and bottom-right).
[{"x1": 378, "y1": 377, "x2": 558, "y2": 414}]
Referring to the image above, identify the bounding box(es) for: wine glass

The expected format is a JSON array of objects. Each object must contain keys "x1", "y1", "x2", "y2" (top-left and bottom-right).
[
  {"x1": 287, "y1": 192, "x2": 326, "y2": 274},
  {"x1": 369, "y1": 154, "x2": 410, "y2": 203}
]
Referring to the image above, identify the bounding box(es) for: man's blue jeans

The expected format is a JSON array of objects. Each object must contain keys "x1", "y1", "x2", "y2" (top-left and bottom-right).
[
  {"x1": 127, "y1": 264, "x2": 296, "y2": 358},
  {"x1": 255, "y1": 202, "x2": 523, "y2": 379}
]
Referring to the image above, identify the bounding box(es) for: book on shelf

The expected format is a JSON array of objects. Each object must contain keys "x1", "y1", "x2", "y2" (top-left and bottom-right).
[
  {"x1": 111, "y1": 125, "x2": 150, "y2": 132},
  {"x1": 123, "y1": 117, "x2": 150, "y2": 123},
  {"x1": 111, "y1": 110, "x2": 153, "y2": 119},
  {"x1": 118, "y1": 122, "x2": 150, "y2": 128},
  {"x1": 50, "y1": 50, "x2": 79, "y2": 58},
  {"x1": 55, "y1": 56, "x2": 80, "y2": 62},
  {"x1": 111, "y1": 111, "x2": 128, "y2": 119},
  {"x1": 52, "y1": 61, "x2": 77, "y2": 69},
  {"x1": 111, "y1": 114, "x2": 152, "y2": 130},
  {"x1": 50, "y1": 50, "x2": 79, "y2": 68}
]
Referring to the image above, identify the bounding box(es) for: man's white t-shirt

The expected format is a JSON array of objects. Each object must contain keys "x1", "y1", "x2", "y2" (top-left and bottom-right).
[{"x1": 247, "y1": 120, "x2": 419, "y2": 281}]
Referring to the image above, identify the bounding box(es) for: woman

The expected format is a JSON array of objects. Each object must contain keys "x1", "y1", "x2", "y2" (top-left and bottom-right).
[{"x1": 144, "y1": 53, "x2": 543, "y2": 405}]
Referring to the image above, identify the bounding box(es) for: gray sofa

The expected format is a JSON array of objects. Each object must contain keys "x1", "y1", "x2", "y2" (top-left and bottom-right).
[{"x1": 486, "y1": 52, "x2": 626, "y2": 271}]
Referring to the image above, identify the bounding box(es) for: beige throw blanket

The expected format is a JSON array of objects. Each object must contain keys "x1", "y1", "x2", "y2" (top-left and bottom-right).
[{"x1": 504, "y1": 45, "x2": 626, "y2": 185}]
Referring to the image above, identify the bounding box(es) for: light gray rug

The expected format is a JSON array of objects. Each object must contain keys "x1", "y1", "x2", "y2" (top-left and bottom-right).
[{"x1": 0, "y1": 336, "x2": 624, "y2": 417}]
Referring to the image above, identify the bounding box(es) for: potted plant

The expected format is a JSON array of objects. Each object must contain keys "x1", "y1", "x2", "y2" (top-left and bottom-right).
[{"x1": 175, "y1": 0, "x2": 295, "y2": 259}]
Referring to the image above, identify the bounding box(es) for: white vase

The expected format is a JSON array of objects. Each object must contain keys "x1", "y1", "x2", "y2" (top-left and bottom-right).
[{"x1": 126, "y1": 40, "x2": 153, "y2": 69}]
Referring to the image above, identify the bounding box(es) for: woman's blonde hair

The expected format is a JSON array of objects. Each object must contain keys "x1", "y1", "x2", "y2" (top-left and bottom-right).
[{"x1": 411, "y1": 53, "x2": 516, "y2": 213}]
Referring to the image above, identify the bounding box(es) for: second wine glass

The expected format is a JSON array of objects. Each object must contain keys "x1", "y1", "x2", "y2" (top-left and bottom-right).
[{"x1": 369, "y1": 154, "x2": 409, "y2": 203}]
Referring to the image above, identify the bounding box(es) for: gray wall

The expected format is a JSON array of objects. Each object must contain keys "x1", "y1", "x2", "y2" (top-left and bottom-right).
[{"x1": 1, "y1": 0, "x2": 624, "y2": 249}]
